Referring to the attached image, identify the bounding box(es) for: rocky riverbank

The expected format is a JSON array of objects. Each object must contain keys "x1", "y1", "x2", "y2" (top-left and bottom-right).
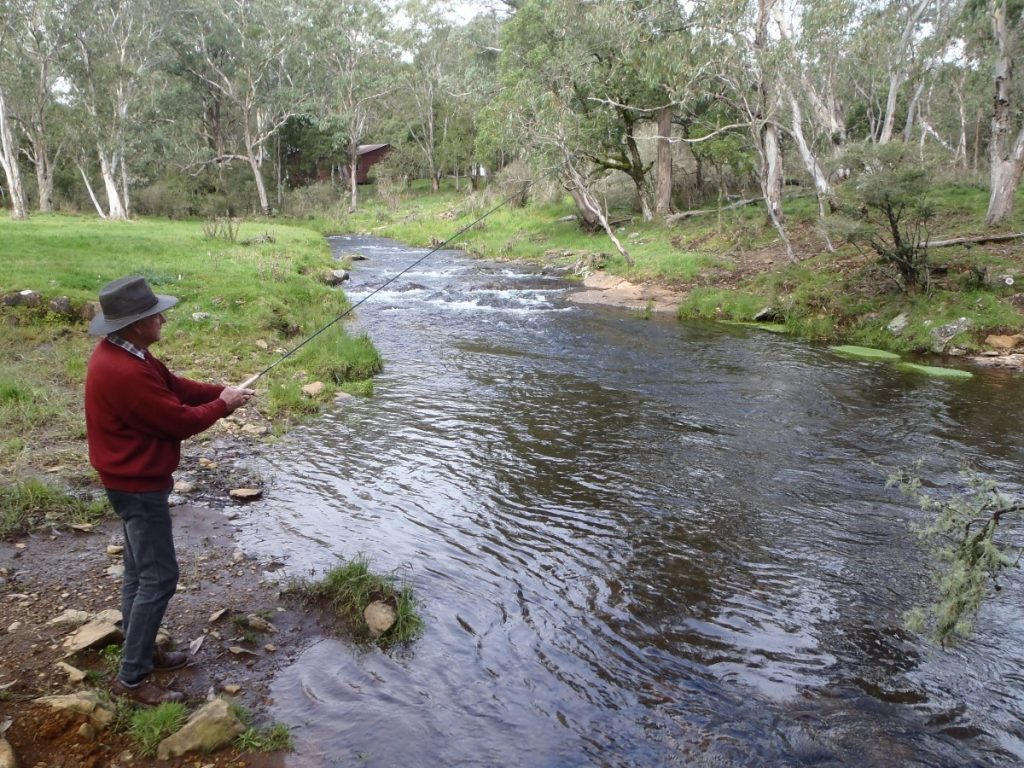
[{"x1": 0, "y1": 427, "x2": 329, "y2": 767}]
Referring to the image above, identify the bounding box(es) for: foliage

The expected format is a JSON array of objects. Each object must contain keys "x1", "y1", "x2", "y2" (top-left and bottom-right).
[
  {"x1": 831, "y1": 143, "x2": 936, "y2": 292},
  {"x1": 235, "y1": 722, "x2": 295, "y2": 752},
  {"x1": 129, "y1": 701, "x2": 188, "y2": 757},
  {"x1": 287, "y1": 554, "x2": 424, "y2": 646},
  {"x1": 890, "y1": 468, "x2": 1024, "y2": 646},
  {"x1": 100, "y1": 644, "x2": 124, "y2": 677},
  {"x1": 0, "y1": 480, "x2": 108, "y2": 538}
]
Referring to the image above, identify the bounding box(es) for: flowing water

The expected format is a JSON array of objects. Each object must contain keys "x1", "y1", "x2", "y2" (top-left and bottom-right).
[{"x1": 235, "y1": 236, "x2": 1024, "y2": 767}]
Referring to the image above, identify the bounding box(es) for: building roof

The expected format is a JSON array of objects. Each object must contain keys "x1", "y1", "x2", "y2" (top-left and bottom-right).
[{"x1": 357, "y1": 143, "x2": 390, "y2": 155}]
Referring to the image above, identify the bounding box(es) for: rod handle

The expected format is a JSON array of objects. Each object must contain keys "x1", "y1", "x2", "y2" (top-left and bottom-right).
[{"x1": 237, "y1": 373, "x2": 260, "y2": 389}]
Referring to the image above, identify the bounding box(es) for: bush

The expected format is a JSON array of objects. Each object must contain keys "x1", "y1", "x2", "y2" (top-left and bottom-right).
[
  {"x1": 134, "y1": 177, "x2": 197, "y2": 219},
  {"x1": 831, "y1": 143, "x2": 935, "y2": 292},
  {"x1": 281, "y1": 182, "x2": 346, "y2": 219}
]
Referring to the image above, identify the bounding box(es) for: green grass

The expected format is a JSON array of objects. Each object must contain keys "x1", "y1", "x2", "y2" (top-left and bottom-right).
[
  {"x1": 99, "y1": 644, "x2": 123, "y2": 677},
  {"x1": 0, "y1": 214, "x2": 382, "y2": 488},
  {"x1": 229, "y1": 702, "x2": 295, "y2": 753},
  {"x1": 0, "y1": 479, "x2": 108, "y2": 538},
  {"x1": 129, "y1": 701, "x2": 188, "y2": 757},
  {"x1": 235, "y1": 722, "x2": 294, "y2": 752},
  {"x1": 288, "y1": 554, "x2": 424, "y2": 646}
]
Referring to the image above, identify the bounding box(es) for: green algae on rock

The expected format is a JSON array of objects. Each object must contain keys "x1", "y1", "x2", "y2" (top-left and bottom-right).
[
  {"x1": 830, "y1": 345, "x2": 902, "y2": 362},
  {"x1": 896, "y1": 362, "x2": 973, "y2": 379}
]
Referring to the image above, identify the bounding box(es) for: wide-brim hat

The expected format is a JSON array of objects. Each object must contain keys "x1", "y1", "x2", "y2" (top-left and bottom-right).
[{"x1": 88, "y1": 275, "x2": 179, "y2": 335}]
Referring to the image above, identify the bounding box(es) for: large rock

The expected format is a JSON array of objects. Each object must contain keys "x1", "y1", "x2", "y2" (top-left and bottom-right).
[
  {"x1": 36, "y1": 691, "x2": 115, "y2": 730},
  {"x1": 301, "y1": 381, "x2": 325, "y2": 397},
  {"x1": 886, "y1": 312, "x2": 909, "y2": 336},
  {"x1": 322, "y1": 269, "x2": 349, "y2": 286},
  {"x1": 156, "y1": 697, "x2": 245, "y2": 760},
  {"x1": 48, "y1": 296, "x2": 73, "y2": 316},
  {"x1": 0, "y1": 737, "x2": 16, "y2": 768},
  {"x1": 364, "y1": 600, "x2": 397, "y2": 636},
  {"x1": 984, "y1": 333, "x2": 1023, "y2": 350},
  {"x1": 62, "y1": 609, "x2": 122, "y2": 654},
  {"x1": 929, "y1": 316, "x2": 972, "y2": 353}
]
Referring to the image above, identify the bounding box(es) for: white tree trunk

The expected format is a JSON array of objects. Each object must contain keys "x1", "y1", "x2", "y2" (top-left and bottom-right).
[
  {"x1": 879, "y1": 0, "x2": 930, "y2": 145},
  {"x1": 249, "y1": 151, "x2": 271, "y2": 215},
  {"x1": 349, "y1": 146, "x2": 359, "y2": 213},
  {"x1": 761, "y1": 121, "x2": 794, "y2": 261},
  {"x1": 655, "y1": 106, "x2": 673, "y2": 218},
  {"x1": 986, "y1": 0, "x2": 1024, "y2": 226},
  {"x1": 0, "y1": 88, "x2": 28, "y2": 220},
  {"x1": 77, "y1": 162, "x2": 106, "y2": 218},
  {"x1": 36, "y1": 161, "x2": 54, "y2": 212},
  {"x1": 98, "y1": 150, "x2": 126, "y2": 219},
  {"x1": 789, "y1": 94, "x2": 831, "y2": 200}
]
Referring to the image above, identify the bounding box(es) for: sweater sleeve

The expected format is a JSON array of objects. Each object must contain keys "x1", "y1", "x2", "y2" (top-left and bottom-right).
[
  {"x1": 149, "y1": 355, "x2": 226, "y2": 406},
  {"x1": 118, "y1": 356, "x2": 229, "y2": 441}
]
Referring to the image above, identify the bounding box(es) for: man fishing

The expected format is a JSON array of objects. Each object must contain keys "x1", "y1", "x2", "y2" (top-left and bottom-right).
[{"x1": 84, "y1": 275, "x2": 255, "y2": 705}]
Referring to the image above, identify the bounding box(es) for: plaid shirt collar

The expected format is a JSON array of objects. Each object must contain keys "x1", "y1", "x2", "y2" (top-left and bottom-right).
[{"x1": 106, "y1": 333, "x2": 147, "y2": 360}]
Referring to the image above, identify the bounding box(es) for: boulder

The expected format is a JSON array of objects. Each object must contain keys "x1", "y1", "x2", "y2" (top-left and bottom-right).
[
  {"x1": 929, "y1": 316, "x2": 972, "y2": 353},
  {"x1": 62, "y1": 609, "x2": 122, "y2": 654},
  {"x1": 2, "y1": 290, "x2": 41, "y2": 308},
  {"x1": 323, "y1": 269, "x2": 349, "y2": 286},
  {"x1": 56, "y1": 662, "x2": 87, "y2": 684},
  {"x1": 0, "y1": 737, "x2": 16, "y2": 768},
  {"x1": 301, "y1": 381, "x2": 325, "y2": 397},
  {"x1": 156, "y1": 697, "x2": 245, "y2": 760},
  {"x1": 46, "y1": 609, "x2": 91, "y2": 627},
  {"x1": 229, "y1": 488, "x2": 262, "y2": 501},
  {"x1": 984, "y1": 333, "x2": 1023, "y2": 350},
  {"x1": 753, "y1": 307, "x2": 780, "y2": 322},
  {"x1": 36, "y1": 691, "x2": 115, "y2": 730},
  {"x1": 364, "y1": 600, "x2": 397, "y2": 636},
  {"x1": 48, "y1": 296, "x2": 73, "y2": 316},
  {"x1": 886, "y1": 313, "x2": 909, "y2": 336}
]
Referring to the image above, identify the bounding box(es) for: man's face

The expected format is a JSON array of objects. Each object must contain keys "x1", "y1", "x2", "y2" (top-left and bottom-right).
[{"x1": 127, "y1": 312, "x2": 165, "y2": 348}]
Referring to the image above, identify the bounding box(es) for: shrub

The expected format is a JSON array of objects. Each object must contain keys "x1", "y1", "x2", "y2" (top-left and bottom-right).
[{"x1": 831, "y1": 143, "x2": 935, "y2": 293}]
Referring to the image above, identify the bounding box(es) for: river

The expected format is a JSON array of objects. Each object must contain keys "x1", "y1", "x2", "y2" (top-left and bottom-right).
[{"x1": 234, "y1": 235, "x2": 1024, "y2": 767}]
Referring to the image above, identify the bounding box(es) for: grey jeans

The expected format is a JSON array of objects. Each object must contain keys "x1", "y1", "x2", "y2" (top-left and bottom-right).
[{"x1": 106, "y1": 488, "x2": 179, "y2": 685}]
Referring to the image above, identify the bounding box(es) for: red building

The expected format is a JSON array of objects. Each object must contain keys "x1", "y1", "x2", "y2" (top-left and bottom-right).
[{"x1": 346, "y1": 144, "x2": 392, "y2": 184}]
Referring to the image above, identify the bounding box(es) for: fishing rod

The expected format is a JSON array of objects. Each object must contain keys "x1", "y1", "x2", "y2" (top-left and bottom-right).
[{"x1": 237, "y1": 187, "x2": 532, "y2": 390}]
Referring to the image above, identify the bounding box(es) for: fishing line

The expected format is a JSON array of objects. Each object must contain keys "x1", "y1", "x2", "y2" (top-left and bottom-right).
[{"x1": 238, "y1": 184, "x2": 534, "y2": 389}]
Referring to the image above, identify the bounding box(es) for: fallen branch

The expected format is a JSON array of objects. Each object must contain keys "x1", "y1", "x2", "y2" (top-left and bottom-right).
[
  {"x1": 665, "y1": 196, "x2": 763, "y2": 223},
  {"x1": 925, "y1": 232, "x2": 1024, "y2": 248}
]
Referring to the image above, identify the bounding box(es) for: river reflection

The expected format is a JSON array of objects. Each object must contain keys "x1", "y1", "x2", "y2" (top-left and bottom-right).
[{"x1": 234, "y1": 236, "x2": 1024, "y2": 767}]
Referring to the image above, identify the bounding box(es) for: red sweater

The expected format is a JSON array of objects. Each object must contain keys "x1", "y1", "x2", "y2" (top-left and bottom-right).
[{"x1": 85, "y1": 339, "x2": 228, "y2": 492}]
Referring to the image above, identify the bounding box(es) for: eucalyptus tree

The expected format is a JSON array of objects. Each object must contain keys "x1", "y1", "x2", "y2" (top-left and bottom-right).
[
  {"x1": 56, "y1": 0, "x2": 165, "y2": 219},
  {"x1": 396, "y1": 3, "x2": 458, "y2": 192},
  {"x1": 305, "y1": 0, "x2": 396, "y2": 212},
  {"x1": 172, "y1": 0, "x2": 311, "y2": 215},
  {"x1": 436, "y1": 12, "x2": 503, "y2": 190},
  {"x1": 0, "y1": 2, "x2": 29, "y2": 219},
  {"x1": 706, "y1": 0, "x2": 793, "y2": 259},
  {"x1": 490, "y1": 0, "x2": 688, "y2": 222},
  {"x1": 984, "y1": 0, "x2": 1024, "y2": 225},
  {"x1": 8, "y1": 0, "x2": 68, "y2": 213}
]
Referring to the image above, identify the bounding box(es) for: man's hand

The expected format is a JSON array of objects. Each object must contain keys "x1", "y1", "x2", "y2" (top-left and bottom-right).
[{"x1": 219, "y1": 386, "x2": 256, "y2": 414}]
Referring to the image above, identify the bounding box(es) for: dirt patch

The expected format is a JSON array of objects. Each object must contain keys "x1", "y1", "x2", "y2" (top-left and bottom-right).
[{"x1": 0, "y1": 473, "x2": 330, "y2": 766}]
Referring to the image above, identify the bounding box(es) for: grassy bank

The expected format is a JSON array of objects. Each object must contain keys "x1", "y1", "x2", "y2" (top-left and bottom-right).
[
  {"x1": 332, "y1": 179, "x2": 1024, "y2": 353},
  {"x1": 0, "y1": 214, "x2": 381, "y2": 532}
]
